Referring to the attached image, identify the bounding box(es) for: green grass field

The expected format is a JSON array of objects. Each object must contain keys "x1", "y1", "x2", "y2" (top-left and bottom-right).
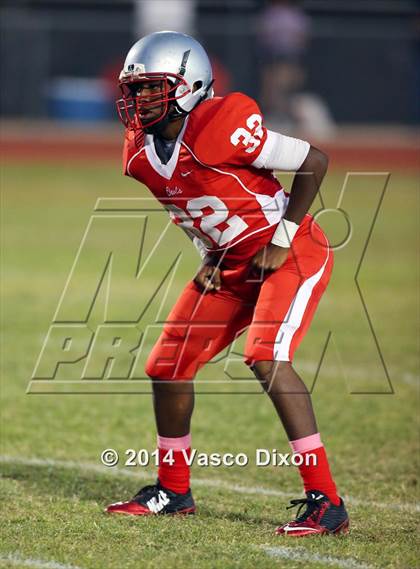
[{"x1": 1, "y1": 160, "x2": 419, "y2": 569}]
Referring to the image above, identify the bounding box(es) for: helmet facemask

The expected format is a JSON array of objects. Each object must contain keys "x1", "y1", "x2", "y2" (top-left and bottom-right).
[{"x1": 116, "y1": 72, "x2": 191, "y2": 133}]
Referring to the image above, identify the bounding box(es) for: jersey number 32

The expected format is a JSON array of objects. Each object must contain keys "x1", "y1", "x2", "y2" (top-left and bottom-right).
[{"x1": 230, "y1": 114, "x2": 263, "y2": 154}]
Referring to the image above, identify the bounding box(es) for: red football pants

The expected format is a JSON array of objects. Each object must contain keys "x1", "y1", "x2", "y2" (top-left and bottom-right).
[{"x1": 145, "y1": 216, "x2": 333, "y2": 380}]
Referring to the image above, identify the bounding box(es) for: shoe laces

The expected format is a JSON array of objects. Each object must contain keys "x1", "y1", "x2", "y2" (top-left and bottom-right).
[
  {"x1": 286, "y1": 496, "x2": 324, "y2": 523},
  {"x1": 133, "y1": 484, "x2": 161, "y2": 501}
]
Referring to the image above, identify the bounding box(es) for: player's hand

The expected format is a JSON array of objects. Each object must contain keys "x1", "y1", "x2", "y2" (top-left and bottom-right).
[
  {"x1": 251, "y1": 244, "x2": 289, "y2": 273},
  {"x1": 194, "y1": 260, "x2": 222, "y2": 292}
]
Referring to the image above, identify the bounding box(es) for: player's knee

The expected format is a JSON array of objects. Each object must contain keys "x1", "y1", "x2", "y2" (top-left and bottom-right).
[
  {"x1": 145, "y1": 356, "x2": 175, "y2": 381},
  {"x1": 252, "y1": 360, "x2": 273, "y2": 380},
  {"x1": 253, "y1": 360, "x2": 292, "y2": 382},
  {"x1": 272, "y1": 361, "x2": 293, "y2": 381},
  {"x1": 145, "y1": 355, "x2": 194, "y2": 381}
]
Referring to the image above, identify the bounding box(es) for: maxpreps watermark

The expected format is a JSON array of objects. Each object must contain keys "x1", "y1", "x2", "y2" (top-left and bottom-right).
[
  {"x1": 100, "y1": 448, "x2": 317, "y2": 468},
  {"x1": 28, "y1": 176, "x2": 393, "y2": 396}
]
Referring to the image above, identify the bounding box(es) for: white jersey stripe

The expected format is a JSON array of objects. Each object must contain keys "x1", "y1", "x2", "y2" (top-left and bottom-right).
[
  {"x1": 274, "y1": 246, "x2": 330, "y2": 361},
  {"x1": 126, "y1": 146, "x2": 146, "y2": 177},
  {"x1": 182, "y1": 141, "x2": 279, "y2": 199},
  {"x1": 182, "y1": 141, "x2": 289, "y2": 251}
]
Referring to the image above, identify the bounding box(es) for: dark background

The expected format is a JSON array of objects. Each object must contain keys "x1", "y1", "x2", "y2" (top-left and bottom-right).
[{"x1": 0, "y1": 0, "x2": 418, "y2": 124}]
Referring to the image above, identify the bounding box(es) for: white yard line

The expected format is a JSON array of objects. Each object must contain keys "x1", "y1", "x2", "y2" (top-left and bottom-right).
[
  {"x1": 0, "y1": 545, "x2": 372, "y2": 569},
  {"x1": 0, "y1": 552, "x2": 82, "y2": 569},
  {"x1": 263, "y1": 546, "x2": 373, "y2": 569},
  {"x1": 1, "y1": 455, "x2": 419, "y2": 513},
  {"x1": 401, "y1": 372, "x2": 420, "y2": 387}
]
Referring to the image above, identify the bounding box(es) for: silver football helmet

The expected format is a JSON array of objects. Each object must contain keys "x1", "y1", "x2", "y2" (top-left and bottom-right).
[{"x1": 117, "y1": 31, "x2": 214, "y2": 132}]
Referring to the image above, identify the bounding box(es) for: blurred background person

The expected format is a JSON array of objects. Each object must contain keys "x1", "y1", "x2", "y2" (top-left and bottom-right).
[
  {"x1": 257, "y1": 0, "x2": 334, "y2": 137},
  {"x1": 134, "y1": 0, "x2": 196, "y2": 36}
]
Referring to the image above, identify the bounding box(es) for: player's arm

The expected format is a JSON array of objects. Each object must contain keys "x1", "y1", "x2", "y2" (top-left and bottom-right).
[
  {"x1": 253, "y1": 131, "x2": 327, "y2": 226},
  {"x1": 181, "y1": 227, "x2": 221, "y2": 291},
  {"x1": 181, "y1": 227, "x2": 208, "y2": 259},
  {"x1": 279, "y1": 143, "x2": 328, "y2": 226},
  {"x1": 251, "y1": 132, "x2": 328, "y2": 271}
]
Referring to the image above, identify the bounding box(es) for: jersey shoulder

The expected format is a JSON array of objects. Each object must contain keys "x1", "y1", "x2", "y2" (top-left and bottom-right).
[
  {"x1": 122, "y1": 128, "x2": 144, "y2": 176},
  {"x1": 185, "y1": 92, "x2": 266, "y2": 166}
]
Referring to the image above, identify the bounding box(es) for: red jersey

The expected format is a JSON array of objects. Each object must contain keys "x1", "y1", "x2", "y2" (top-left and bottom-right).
[{"x1": 122, "y1": 92, "x2": 289, "y2": 265}]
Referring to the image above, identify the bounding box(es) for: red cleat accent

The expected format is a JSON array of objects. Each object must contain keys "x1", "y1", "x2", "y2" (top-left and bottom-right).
[
  {"x1": 105, "y1": 500, "x2": 195, "y2": 516},
  {"x1": 275, "y1": 491, "x2": 349, "y2": 537},
  {"x1": 275, "y1": 516, "x2": 349, "y2": 537},
  {"x1": 105, "y1": 482, "x2": 196, "y2": 516},
  {"x1": 106, "y1": 501, "x2": 153, "y2": 516}
]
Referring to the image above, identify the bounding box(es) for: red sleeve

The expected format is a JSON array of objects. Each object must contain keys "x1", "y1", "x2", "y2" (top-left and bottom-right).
[{"x1": 192, "y1": 92, "x2": 269, "y2": 167}]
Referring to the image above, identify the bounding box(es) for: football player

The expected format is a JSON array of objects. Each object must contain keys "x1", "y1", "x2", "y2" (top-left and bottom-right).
[{"x1": 106, "y1": 31, "x2": 349, "y2": 537}]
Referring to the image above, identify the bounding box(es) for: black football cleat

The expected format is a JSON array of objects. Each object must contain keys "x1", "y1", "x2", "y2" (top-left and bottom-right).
[
  {"x1": 105, "y1": 481, "x2": 195, "y2": 516},
  {"x1": 276, "y1": 490, "x2": 349, "y2": 537}
]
